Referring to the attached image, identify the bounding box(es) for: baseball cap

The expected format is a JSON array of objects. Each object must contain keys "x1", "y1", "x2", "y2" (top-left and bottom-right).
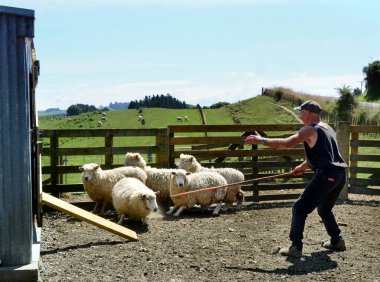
[{"x1": 293, "y1": 100, "x2": 321, "y2": 113}]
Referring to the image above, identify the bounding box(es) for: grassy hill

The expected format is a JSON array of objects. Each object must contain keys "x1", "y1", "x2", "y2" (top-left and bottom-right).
[{"x1": 38, "y1": 95, "x2": 301, "y2": 129}]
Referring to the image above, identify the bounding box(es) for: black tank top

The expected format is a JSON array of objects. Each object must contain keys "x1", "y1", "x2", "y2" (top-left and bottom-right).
[{"x1": 304, "y1": 122, "x2": 347, "y2": 170}]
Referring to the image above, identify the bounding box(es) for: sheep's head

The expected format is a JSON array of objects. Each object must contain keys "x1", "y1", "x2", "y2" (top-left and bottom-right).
[
  {"x1": 236, "y1": 191, "x2": 245, "y2": 205},
  {"x1": 177, "y1": 154, "x2": 196, "y2": 172},
  {"x1": 123, "y1": 152, "x2": 146, "y2": 169},
  {"x1": 141, "y1": 193, "x2": 158, "y2": 212},
  {"x1": 80, "y1": 163, "x2": 100, "y2": 182},
  {"x1": 171, "y1": 170, "x2": 191, "y2": 187}
]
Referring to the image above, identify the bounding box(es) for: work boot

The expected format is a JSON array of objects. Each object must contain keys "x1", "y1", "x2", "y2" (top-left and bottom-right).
[
  {"x1": 279, "y1": 245, "x2": 302, "y2": 258},
  {"x1": 322, "y1": 239, "x2": 346, "y2": 251}
]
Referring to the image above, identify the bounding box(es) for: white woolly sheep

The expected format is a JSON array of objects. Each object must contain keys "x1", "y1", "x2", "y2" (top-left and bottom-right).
[
  {"x1": 112, "y1": 177, "x2": 159, "y2": 225},
  {"x1": 97, "y1": 120, "x2": 103, "y2": 127},
  {"x1": 176, "y1": 116, "x2": 183, "y2": 122},
  {"x1": 123, "y1": 152, "x2": 179, "y2": 211},
  {"x1": 123, "y1": 152, "x2": 147, "y2": 169},
  {"x1": 79, "y1": 164, "x2": 147, "y2": 215},
  {"x1": 184, "y1": 115, "x2": 189, "y2": 121},
  {"x1": 167, "y1": 169, "x2": 227, "y2": 217},
  {"x1": 138, "y1": 115, "x2": 144, "y2": 121},
  {"x1": 177, "y1": 154, "x2": 245, "y2": 210}
]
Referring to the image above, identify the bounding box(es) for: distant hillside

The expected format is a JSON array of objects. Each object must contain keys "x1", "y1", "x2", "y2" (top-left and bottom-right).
[
  {"x1": 38, "y1": 108, "x2": 66, "y2": 117},
  {"x1": 38, "y1": 95, "x2": 305, "y2": 130}
]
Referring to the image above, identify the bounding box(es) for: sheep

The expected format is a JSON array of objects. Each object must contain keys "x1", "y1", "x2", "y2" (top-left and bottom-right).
[
  {"x1": 101, "y1": 116, "x2": 107, "y2": 122},
  {"x1": 184, "y1": 115, "x2": 189, "y2": 122},
  {"x1": 97, "y1": 120, "x2": 103, "y2": 127},
  {"x1": 112, "y1": 177, "x2": 159, "y2": 225},
  {"x1": 176, "y1": 116, "x2": 183, "y2": 122},
  {"x1": 79, "y1": 163, "x2": 147, "y2": 215},
  {"x1": 167, "y1": 169, "x2": 227, "y2": 217},
  {"x1": 123, "y1": 152, "x2": 147, "y2": 169},
  {"x1": 177, "y1": 154, "x2": 245, "y2": 210},
  {"x1": 123, "y1": 152, "x2": 178, "y2": 211},
  {"x1": 138, "y1": 115, "x2": 144, "y2": 121},
  {"x1": 102, "y1": 112, "x2": 106, "y2": 116}
]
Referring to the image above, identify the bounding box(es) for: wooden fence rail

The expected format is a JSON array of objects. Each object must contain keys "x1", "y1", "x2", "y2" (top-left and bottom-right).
[{"x1": 39, "y1": 124, "x2": 380, "y2": 201}]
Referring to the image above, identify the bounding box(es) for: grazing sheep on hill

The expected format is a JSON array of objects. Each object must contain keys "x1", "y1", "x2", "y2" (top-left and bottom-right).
[
  {"x1": 184, "y1": 115, "x2": 189, "y2": 121},
  {"x1": 112, "y1": 177, "x2": 159, "y2": 225},
  {"x1": 123, "y1": 152, "x2": 179, "y2": 211},
  {"x1": 168, "y1": 170, "x2": 227, "y2": 217},
  {"x1": 79, "y1": 164, "x2": 147, "y2": 215},
  {"x1": 176, "y1": 116, "x2": 183, "y2": 122},
  {"x1": 177, "y1": 154, "x2": 245, "y2": 210}
]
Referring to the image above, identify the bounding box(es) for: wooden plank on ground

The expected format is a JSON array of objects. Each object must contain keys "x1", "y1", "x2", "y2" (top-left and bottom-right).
[{"x1": 41, "y1": 192, "x2": 137, "y2": 241}]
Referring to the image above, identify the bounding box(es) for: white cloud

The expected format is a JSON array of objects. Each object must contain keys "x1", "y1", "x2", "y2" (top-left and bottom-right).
[{"x1": 36, "y1": 72, "x2": 363, "y2": 110}]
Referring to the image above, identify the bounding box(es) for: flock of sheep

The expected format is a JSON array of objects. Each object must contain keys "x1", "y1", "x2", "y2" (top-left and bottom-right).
[{"x1": 79, "y1": 152, "x2": 245, "y2": 225}]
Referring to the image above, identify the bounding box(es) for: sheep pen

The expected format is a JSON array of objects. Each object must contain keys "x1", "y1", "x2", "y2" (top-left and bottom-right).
[{"x1": 39, "y1": 192, "x2": 380, "y2": 281}]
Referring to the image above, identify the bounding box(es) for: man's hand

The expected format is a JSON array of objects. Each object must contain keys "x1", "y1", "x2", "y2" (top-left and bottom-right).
[
  {"x1": 244, "y1": 130, "x2": 263, "y2": 145},
  {"x1": 291, "y1": 163, "x2": 308, "y2": 176}
]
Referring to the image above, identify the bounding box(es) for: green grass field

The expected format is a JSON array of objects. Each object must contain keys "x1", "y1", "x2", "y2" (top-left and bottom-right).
[{"x1": 39, "y1": 95, "x2": 379, "y2": 183}]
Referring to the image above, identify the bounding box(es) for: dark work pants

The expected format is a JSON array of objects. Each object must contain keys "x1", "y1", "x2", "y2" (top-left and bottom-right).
[{"x1": 289, "y1": 168, "x2": 347, "y2": 249}]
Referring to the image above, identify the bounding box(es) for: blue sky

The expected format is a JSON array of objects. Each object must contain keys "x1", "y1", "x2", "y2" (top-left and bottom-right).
[{"x1": 3, "y1": 0, "x2": 379, "y2": 110}]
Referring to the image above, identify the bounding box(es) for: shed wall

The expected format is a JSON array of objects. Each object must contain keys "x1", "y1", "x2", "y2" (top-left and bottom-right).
[{"x1": 0, "y1": 6, "x2": 35, "y2": 266}]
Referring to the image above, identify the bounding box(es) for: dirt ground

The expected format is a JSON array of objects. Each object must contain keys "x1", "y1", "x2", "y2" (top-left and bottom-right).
[{"x1": 39, "y1": 193, "x2": 380, "y2": 282}]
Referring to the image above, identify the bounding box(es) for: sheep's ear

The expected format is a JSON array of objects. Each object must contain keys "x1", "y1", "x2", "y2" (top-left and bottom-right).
[
  {"x1": 171, "y1": 171, "x2": 176, "y2": 175},
  {"x1": 186, "y1": 172, "x2": 191, "y2": 176},
  {"x1": 141, "y1": 194, "x2": 147, "y2": 200},
  {"x1": 155, "y1": 191, "x2": 160, "y2": 195},
  {"x1": 190, "y1": 157, "x2": 193, "y2": 162},
  {"x1": 94, "y1": 165, "x2": 100, "y2": 170},
  {"x1": 79, "y1": 166, "x2": 83, "y2": 171},
  {"x1": 135, "y1": 155, "x2": 139, "y2": 160}
]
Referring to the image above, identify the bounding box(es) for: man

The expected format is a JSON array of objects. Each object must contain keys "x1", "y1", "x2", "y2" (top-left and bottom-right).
[{"x1": 244, "y1": 100, "x2": 347, "y2": 257}]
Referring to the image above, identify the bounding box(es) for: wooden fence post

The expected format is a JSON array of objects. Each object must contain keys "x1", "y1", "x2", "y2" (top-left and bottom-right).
[
  {"x1": 251, "y1": 144, "x2": 259, "y2": 202},
  {"x1": 105, "y1": 132, "x2": 113, "y2": 169},
  {"x1": 50, "y1": 135, "x2": 59, "y2": 197},
  {"x1": 156, "y1": 128, "x2": 170, "y2": 168},
  {"x1": 336, "y1": 121, "x2": 350, "y2": 200}
]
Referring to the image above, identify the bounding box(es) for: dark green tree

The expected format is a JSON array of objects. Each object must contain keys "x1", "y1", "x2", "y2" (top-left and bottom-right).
[
  {"x1": 210, "y1": 102, "x2": 230, "y2": 109},
  {"x1": 353, "y1": 87, "x2": 362, "y2": 97},
  {"x1": 67, "y1": 105, "x2": 83, "y2": 116},
  {"x1": 363, "y1": 60, "x2": 380, "y2": 101},
  {"x1": 335, "y1": 86, "x2": 358, "y2": 122}
]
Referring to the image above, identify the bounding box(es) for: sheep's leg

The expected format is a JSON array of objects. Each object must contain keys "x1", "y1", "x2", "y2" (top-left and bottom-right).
[
  {"x1": 99, "y1": 202, "x2": 107, "y2": 215},
  {"x1": 212, "y1": 203, "x2": 222, "y2": 215},
  {"x1": 174, "y1": 206, "x2": 186, "y2": 217},
  {"x1": 141, "y1": 217, "x2": 147, "y2": 226},
  {"x1": 166, "y1": 206, "x2": 177, "y2": 215},
  {"x1": 222, "y1": 203, "x2": 232, "y2": 212},
  {"x1": 118, "y1": 214, "x2": 125, "y2": 225},
  {"x1": 92, "y1": 202, "x2": 101, "y2": 214}
]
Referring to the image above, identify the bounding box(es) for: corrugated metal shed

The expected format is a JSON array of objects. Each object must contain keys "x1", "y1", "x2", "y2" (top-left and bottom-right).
[{"x1": 0, "y1": 4, "x2": 38, "y2": 274}]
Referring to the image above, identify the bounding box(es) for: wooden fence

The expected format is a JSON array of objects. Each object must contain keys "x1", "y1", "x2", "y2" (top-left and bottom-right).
[
  {"x1": 40, "y1": 128, "x2": 168, "y2": 197},
  {"x1": 349, "y1": 125, "x2": 380, "y2": 195},
  {"x1": 40, "y1": 124, "x2": 380, "y2": 202}
]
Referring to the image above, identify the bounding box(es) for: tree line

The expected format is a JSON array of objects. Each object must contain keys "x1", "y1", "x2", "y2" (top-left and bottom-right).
[{"x1": 128, "y1": 94, "x2": 189, "y2": 109}]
